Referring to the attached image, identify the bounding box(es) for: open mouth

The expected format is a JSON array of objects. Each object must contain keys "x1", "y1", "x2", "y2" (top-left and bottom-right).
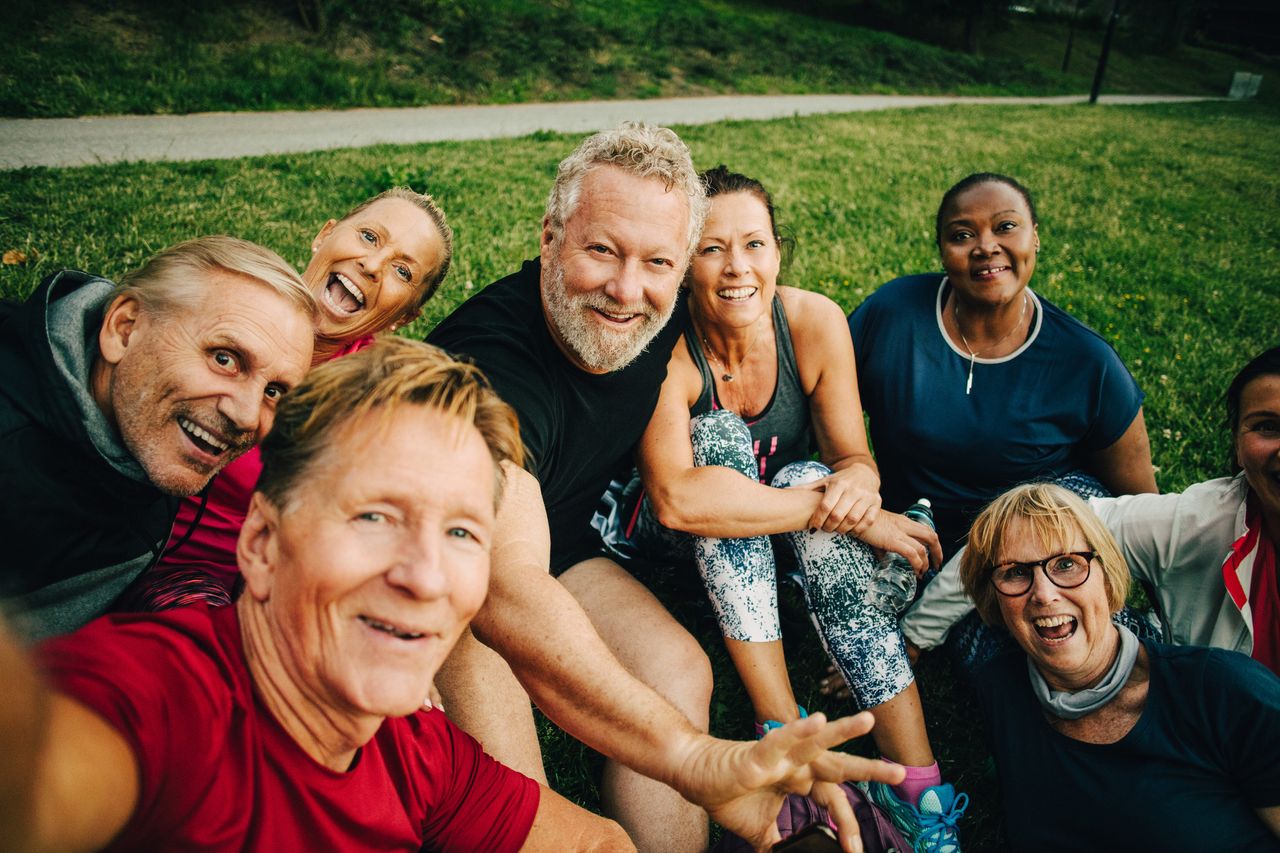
[
  {"x1": 322, "y1": 272, "x2": 366, "y2": 316},
  {"x1": 178, "y1": 417, "x2": 230, "y2": 456},
  {"x1": 716, "y1": 286, "x2": 757, "y2": 302},
  {"x1": 590, "y1": 306, "x2": 639, "y2": 325},
  {"x1": 1033, "y1": 614, "x2": 1078, "y2": 642},
  {"x1": 972, "y1": 264, "x2": 1011, "y2": 281},
  {"x1": 359, "y1": 615, "x2": 426, "y2": 641}
]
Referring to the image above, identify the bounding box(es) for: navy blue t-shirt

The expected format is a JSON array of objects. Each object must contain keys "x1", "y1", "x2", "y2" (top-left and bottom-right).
[
  {"x1": 848, "y1": 273, "x2": 1143, "y2": 555},
  {"x1": 973, "y1": 642, "x2": 1280, "y2": 852}
]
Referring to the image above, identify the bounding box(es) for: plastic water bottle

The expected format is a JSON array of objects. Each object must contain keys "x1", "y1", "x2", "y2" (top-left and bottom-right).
[{"x1": 862, "y1": 498, "x2": 934, "y2": 614}]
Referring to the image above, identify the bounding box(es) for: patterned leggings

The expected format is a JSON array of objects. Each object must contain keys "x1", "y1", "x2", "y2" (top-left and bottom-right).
[{"x1": 632, "y1": 409, "x2": 914, "y2": 710}]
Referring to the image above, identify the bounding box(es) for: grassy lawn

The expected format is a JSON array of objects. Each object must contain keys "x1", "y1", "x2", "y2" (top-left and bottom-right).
[
  {"x1": 3, "y1": 0, "x2": 1276, "y2": 117},
  {"x1": 3, "y1": 100, "x2": 1278, "y2": 848}
]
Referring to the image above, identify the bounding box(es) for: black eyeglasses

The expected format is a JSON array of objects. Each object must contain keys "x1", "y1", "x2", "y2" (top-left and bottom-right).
[{"x1": 989, "y1": 550, "x2": 1096, "y2": 597}]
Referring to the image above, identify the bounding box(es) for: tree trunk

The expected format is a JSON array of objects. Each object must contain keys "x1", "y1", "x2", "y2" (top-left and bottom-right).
[
  {"x1": 962, "y1": 0, "x2": 984, "y2": 54},
  {"x1": 296, "y1": 0, "x2": 329, "y2": 34},
  {"x1": 1090, "y1": 0, "x2": 1122, "y2": 104},
  {"x1": 1158, "y1": 0, "x2": 1194, "y2": 53},
  {"x1": 1062, "y1": 0, "x2": 1083, "y2": 72}
]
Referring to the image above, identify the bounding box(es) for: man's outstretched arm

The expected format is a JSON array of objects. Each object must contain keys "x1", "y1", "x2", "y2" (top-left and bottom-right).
[
  {"x1": 0, "y1": 618, "x2": 139, "y2": 853},
  {"x1": 470, "y1": 464, "x2": 904, "y2": 850}
]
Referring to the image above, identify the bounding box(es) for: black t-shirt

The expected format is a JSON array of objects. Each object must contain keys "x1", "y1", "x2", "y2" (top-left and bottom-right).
[
  {"x1": 973, "y1": 641, "x2": 1280, "y2": 852},
  {"x1": 427, "y1": 259, "x2": 686, "y2": 573}
]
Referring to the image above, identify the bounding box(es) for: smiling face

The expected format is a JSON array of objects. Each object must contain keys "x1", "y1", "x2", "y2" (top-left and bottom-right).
[
  {"x1": 1236, "y1": 374, "x2": 1280, "y2": 533},
  {"x1": 689, "y1": 191, "x2": 780, "y2": 331},
  {"x1": 938, "y1": 181, "x2": 1040, "y2": 310},
  {"x1": 540, "y1": 165, "x2": 690, "y2": 374},
  {"x1": 994, "y1": 517, "x2": 1118, "y2": 692},
  {"x1": 98, "y1": 272, "x2": 313, "y2": 496},
  {"x1": 241, "y1": 404, "x2": 495, "y2": 720},
  {"x1": 304, "y1": 197, "x2": 445, "y2": 346}
]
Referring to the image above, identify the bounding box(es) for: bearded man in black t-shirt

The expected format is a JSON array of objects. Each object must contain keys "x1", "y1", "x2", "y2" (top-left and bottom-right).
[{"x1": 426, "y1": 124, "x2": 904, "y2": 852}]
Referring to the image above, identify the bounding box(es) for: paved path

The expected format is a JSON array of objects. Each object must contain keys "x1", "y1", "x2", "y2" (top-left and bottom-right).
[{"x1": 0, "y1": 93, "x2": 1216, "y2": 171}]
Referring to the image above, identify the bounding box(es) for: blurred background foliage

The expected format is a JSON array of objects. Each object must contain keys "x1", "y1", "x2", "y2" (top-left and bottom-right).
[{"x1": 1, "y1": 0, "x2": 1275, "y2": 116}]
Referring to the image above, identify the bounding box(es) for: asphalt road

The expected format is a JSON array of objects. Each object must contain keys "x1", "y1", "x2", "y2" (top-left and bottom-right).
[{"x1": 0, "y1": 93, "x2": 1217, "y2": 171}]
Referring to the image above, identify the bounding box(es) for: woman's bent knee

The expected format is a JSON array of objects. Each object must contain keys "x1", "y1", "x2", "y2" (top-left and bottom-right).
[
  {"x1": 690, "y1": 410, "x2": 757, "y2": 477},
  {"x1": 771, "y1": 459, "x2": 832, "y2": 489}
]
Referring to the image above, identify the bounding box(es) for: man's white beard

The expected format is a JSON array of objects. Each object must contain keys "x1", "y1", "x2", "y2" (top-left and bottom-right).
[{"x1": 542, "y1": 253, "x2": 675, "y2": 373}]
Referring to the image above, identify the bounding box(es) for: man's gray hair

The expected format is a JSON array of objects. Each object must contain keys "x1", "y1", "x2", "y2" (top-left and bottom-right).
[
  {"x1": 544, "y1": 122, "x2": 706, "y2": 261},
  {"x1": 111, "y1": 235, "x2": 316, "y2": 321}
]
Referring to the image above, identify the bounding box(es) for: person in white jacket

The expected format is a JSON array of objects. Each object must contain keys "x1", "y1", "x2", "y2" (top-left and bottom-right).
[{"x1": 898, "y1": 345, "x2": 1280, "y2": 674}]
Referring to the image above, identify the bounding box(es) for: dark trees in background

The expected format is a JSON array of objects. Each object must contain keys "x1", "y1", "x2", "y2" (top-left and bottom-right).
[
  {"x1": 1192, "y1": 0, "x2": 1280, "y2": 53},
  {"x1": 1159, "y1": 0, "x2": 1196, "y2": 53},
  {"x1": 60, "y1": 0, "x2": 1279, "y2": 57},
  {"x1": 294, "y1": 0, "x2": 329, "y2": 34},
  {"x1": 960, "y1": 0, "x2": 984, "y2": 54},
  {"x1": 1120, "y1": 0, "x2": 1195, "y2": 54},
  {"x1": 789, "y1": 0, "x2": 1276, "y2": 57},
  {"x1": 779, "y1": 0, "x2": 1008, "y2": 54}
]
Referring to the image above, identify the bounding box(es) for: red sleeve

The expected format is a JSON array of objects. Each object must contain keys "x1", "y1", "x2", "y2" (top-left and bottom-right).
[
  {"x1": 417, "y1": 712, "x2": 541, "y2": 852},
  {"x1": 156, "y1": 448, "x2": 261, "y2": 578},
  {"x1": 37, "y1": 610, "x2": 234, "y2": 846}
]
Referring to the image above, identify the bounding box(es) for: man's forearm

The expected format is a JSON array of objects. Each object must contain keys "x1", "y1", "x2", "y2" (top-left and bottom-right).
[
  {"x1": 470, "y1": 566, "x2": 704, "y2": 789},
  {"x1": 474, "y1": 463, "x2": 705, "y2": 788}
]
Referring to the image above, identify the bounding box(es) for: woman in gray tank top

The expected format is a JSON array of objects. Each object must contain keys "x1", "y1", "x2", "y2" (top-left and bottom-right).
[{"x1": 605, "y1": 167, "x2": 966, "y2": 850}]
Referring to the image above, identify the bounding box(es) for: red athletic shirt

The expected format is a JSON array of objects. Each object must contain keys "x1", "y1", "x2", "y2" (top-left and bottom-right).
[
  {"x1": 1248, "y1": 514, "x2": 1280, "y2": 676},
  {"x1": 39, "y1": 605, "x2": 539, "y2": 851}
]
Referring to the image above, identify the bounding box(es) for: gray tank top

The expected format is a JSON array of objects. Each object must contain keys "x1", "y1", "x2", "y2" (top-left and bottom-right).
[{"x1": 685, "y1": 295, "x2": 813, "y2": 484}]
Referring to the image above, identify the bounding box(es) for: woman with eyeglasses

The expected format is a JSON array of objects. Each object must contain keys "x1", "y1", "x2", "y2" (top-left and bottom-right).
[
  {"x1": 957, "y1": 481, "x2": 1280, "y2": 851},
  {"x1": 903, "y1": 345, "x2": 1280, "y2": 677}
]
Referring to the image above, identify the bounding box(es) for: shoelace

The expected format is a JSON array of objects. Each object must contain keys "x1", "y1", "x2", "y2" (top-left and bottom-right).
[{"x1": 913, "y1": 792, "x2": 969, "y2": 853}]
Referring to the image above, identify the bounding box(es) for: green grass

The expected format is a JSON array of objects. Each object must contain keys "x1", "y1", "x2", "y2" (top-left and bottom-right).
[
  {"x1": 3, "y1": 0, "x2": 1276, "y2": 118},
  {"x1": 3, "y1": 100, "x2": 1278, "y2": 849}
]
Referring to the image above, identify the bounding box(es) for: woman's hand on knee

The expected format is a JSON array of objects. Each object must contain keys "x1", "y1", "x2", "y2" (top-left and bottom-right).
[{"x1": 803, "y1": 469, "x2": 882, "y2": 534}]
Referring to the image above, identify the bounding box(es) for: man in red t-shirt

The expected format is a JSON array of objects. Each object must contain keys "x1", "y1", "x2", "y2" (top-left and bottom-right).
[
  {"x1": 1, "y1": 340, "x2": 624, "y2": 851},
  {"x1": 0, "y1": 338, "x2": 907, "y2": 852}
]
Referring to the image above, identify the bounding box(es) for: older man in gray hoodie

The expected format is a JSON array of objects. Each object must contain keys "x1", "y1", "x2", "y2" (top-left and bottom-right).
[{"x1": 0, "y1": 236, "x2": 314, "y2": 640}]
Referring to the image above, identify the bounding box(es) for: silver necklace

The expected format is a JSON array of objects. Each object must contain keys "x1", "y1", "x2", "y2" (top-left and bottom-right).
[
  {"x1": 953, "y1": 291, "x2": 1029, "y2": 395},
  {"x1": 700, "y1": 323, "x2": 763, "y2": 384}
]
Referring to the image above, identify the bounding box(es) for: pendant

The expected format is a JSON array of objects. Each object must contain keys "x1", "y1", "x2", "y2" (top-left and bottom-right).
[{"x1": 722, "y1": 373, "x2": 734, "y2": 382}]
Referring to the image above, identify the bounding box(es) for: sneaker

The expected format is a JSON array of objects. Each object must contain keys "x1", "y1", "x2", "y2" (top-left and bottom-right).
[{"x1": 868, "y1": 781, "x2": 967, "y2": 853}]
